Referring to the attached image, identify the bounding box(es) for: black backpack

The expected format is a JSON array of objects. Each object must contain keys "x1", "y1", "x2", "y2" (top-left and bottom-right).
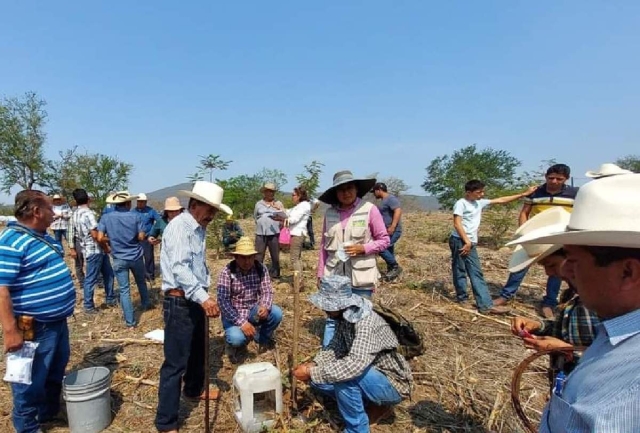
[{"x1": 373, "y1": 301, "x2": 425, "y2": 360}]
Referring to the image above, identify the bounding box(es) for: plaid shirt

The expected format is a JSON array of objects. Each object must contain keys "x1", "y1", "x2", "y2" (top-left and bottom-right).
[
  {"x1": 69, "y1": 206, "x2": 102, "y2": 257},
  {"x1": 310, "y1": 311, "x2": 413, "y2": 397},
  {"x1": 539, "y1": 287, "x2": 599, "y2": 348},
  {"x1": 216, "y1": 261, "x2": 273, "y2": 326}
]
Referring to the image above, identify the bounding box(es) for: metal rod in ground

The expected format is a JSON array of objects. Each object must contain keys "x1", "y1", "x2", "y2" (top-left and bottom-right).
[
  {"x1": 291, "y1": 270, "x2": 301, "y2": 411},
  {"x1": 204, "y1": 314, "x2": 211, "y2": 433}
]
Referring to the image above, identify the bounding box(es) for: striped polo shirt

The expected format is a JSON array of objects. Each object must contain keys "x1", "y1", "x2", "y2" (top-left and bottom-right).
[
  {"x1": 0, "y1": 222, "x2": 76, "y2": 322},
  {"x1": 524, "y1": 184, "x2": 579, "y2": 217}
]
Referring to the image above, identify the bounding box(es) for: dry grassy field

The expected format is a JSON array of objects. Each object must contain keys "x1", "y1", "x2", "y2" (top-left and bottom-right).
[{"x1": 0, "y1": 211, "x2": 555, "y2": 433}]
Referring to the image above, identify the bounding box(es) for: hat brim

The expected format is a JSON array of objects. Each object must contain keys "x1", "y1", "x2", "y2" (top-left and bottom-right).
[
  {"x1": 163, "y1": 206, "x2": 183, "y2": 212},
  {"x1": 508, "y1": 229, "x2": 640, "y2": 248},
  {"x1": 508, "y1": 244, "x2": 563, "y2": 273},
  {"x1": 318, "y1": 178, "x2": 376, "y2": 205},
  {"x1": 230, "y1": 249, "x2": 258, "y2": 256},
  {"x1": 585, "y1": 170, "x2": 632, "y2": 178},
  {"x1": 106, "y1": 195, "x2": 138, "y2": 204},
  {"x1": 308, "y1": 292, "x2": 364, "y2": 312},
  {"x1": 260, "y1": 186, "x2": 276, "y2": 192},
  {"x1": 179, "y1": 191, "x2": 232, "y2": 215}
]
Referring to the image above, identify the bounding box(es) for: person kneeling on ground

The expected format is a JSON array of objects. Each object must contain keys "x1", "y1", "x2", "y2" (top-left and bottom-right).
[
  {"x1": 293, "y1": 275, "x2": 413, "y2": 433},
  {"x1": 217, "y1": 236, "x2": 283, "y2": 363},
  {"x1": 222, "y1": 214, "x2": 244, "y2": 252}
]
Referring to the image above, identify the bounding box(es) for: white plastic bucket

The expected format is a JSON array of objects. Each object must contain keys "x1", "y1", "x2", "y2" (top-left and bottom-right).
[{"x1": 63, "y1": 366, "x2": 112, "y2": 433}]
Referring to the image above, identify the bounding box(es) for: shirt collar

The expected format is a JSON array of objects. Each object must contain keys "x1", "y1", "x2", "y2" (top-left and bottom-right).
[{"x1": 603, "y1": 308, "x2": 640, "y2": 346}]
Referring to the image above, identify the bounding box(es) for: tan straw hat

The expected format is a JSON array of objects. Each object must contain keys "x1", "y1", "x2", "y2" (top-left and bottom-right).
[
  {"x1": 106, "y1": 191, "x2": 138, "y2": 204},
  {"x1": 260, "y1": 182, "x2": 277, "y2": 192},
  {"x1": 231, "y1": 237, "x2": 258, "y2": 256},
  {"x1": 163, "y1": 197, "x2": 183, "y2": 211}
]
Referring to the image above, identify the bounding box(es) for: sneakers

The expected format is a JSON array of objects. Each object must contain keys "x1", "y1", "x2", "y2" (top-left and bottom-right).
[{"x1": 384, "y1": 266, "x2": 403, "y2": 282}]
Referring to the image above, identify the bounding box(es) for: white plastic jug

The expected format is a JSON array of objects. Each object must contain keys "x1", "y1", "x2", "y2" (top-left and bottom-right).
[{"x1": 233, "y1": 362, "x2": 283, "y2": 433}]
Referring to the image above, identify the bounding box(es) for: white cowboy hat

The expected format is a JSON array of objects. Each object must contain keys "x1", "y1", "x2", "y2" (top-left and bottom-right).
[
  {"x1": 106, "y1": 191, "x2": 139, "y2": 204},
  {"x1": 585, "y1": 163, "x2": 632, "y2": 179},
  {"x1": 507, "y1": 208, "x2": 571, "y2": 272},
  {"x1": 507, "y1": 173, "x2": 640, "y2": 248},
  {"x1": 318, "y1": 170, "x2": 376, "y2": 205},
  {"x1": 179, "y1": 181, "x2": 232, "y2": 215},
  {"x1": 137, "y1": 193, "x2": 148, "y2": 201}
]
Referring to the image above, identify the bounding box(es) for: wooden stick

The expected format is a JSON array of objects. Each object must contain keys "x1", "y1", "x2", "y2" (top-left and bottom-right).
[
  {"x1": 204, "y1": 315, "x2": 211, "y2": 433},
  {"x1": 291, "y1": 271, "x2": 301, "y2": 411},
  {"x1": 124, "y1": 375, "x2": 158, "y2": 387},
  {"x1": 448, "y1": 303, "x2": 511, "y2": 327}
]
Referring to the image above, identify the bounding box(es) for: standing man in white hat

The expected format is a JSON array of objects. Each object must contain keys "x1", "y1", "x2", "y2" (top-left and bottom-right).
[
  {"x1": 155, "y1": 181, "x2": 231, "y2": 433},
  {"x1": 132, "y1": 193, "x2": 162, "y2": 282},
  {"x1": 253, "y1": 182, "x2": 285, "y2": 279},
  {"x1": 508, "y1": 173, "x2": 640, "y2": 432},
  {"x1": 50, "y1": 194, "x2": 71, "y2": 245}
]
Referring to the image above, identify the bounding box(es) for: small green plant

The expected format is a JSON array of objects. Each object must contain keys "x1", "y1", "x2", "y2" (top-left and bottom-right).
[{"x1": 482, "y1": 207, "x2": 517, "y2": 249}]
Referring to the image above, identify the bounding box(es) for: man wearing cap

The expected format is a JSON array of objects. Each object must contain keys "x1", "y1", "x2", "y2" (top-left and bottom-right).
[
  {"x1": 293, "y1": 275, "x2": 412, "y2": 432},
  {"x1": 221, "y1": 215, "x2": 244, "y2": 252},
  {"x1": 97, "y1": 191, "x2": 150, "y2": 327},
  {"x1": 217, "y1": 236, "x2": 282, "y2": 363},
  {"x1": 155, "y1": 181, "x2": 231, "y2": 433},
  {"x1": 132, "y1": 193, "x2": 162, "y2": 282},
  {"x1": 50, "y1": 194, "x2": 71, "y2": 245},
  {"x1": 254, "y1": 183, "x2": 285, "y2": 278},
  {"x1": 508, "y1": 173, "x2": 640, "y2": 432},
  {"x1": 317, "y1": 170, "x2": 390, "y2": 346},
  {"x1": 372, "y1": 182, "x2": 403, "y2": 281},
  {"x1": 147, "y1": 197, "x2": 184, "y2": 245}
]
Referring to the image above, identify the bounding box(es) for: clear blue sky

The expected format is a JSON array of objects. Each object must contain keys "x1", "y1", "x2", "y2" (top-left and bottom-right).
[{"x1": 1, "y1": 1, "x2": 639, "y2": 203}]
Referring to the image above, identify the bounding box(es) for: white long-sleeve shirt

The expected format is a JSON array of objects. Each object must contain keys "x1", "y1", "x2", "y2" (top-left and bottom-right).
[{"x1": 286, "y1": 201, "x2": 311, "y2": 237}]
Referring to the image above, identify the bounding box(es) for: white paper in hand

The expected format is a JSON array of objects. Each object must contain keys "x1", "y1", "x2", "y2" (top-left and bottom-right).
[{"x1": 4, "y1": 341, "x2": 39, "y2": 385}]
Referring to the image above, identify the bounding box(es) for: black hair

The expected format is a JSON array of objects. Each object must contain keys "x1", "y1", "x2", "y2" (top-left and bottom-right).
[
  {"x1": 14, "y1": 190, "x2": 48, "y2": 220},
  {"x1": 464, "y1": 180, "x2": 485, "y2": 192},
  {"x1": 72, "y1": 188, "x2": 89, "y2": 205},
  {"x1": 546, "y1": 164, "x2": 571, "y2": 178},
  {"x1": 584, "y1": 246, "x2": 640, "y2": 267}
]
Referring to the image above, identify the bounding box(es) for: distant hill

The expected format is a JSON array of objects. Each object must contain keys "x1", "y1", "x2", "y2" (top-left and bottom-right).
[{"x1": 145, "y1": 183, "x2": 441, "y2": 212}]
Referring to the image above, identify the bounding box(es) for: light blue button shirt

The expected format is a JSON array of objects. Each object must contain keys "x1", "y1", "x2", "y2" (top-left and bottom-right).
[{"x1": 539, "y1": 308, "x2": 640, "y2": 432}]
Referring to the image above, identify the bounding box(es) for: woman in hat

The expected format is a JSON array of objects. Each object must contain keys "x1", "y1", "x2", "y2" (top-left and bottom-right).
[
  {"x1": 316, "y1": 170, "x2": 390, "y2": 346},
  {"x1": 254, "y1": 182, "x2": 285, "y2": 278},
  {"x1": 148, "y1": 197, "x2": 184, "y2": 245}
]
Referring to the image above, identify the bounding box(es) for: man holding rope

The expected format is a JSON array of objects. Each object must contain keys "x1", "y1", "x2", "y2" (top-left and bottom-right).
[
  {"x1": 508, "y1": 173, "x2": 640, "y2": 432},
  {"x1": 155, "y1": 181, "x2": 232, "y2": 433}
]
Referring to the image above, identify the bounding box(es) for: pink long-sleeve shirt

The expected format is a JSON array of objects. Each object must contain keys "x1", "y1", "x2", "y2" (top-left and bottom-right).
[{"x1": 317, "y1": 198, "x2": 390, "y2": 277}]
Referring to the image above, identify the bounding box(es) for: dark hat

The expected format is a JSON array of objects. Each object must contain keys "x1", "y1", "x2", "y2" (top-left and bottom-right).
[
  {"x1": 318, "y1": 170, "x2": 376, "y2": 206},
  {"x1": 371, "y1": 182, "x2": 387, "y2": 192}
]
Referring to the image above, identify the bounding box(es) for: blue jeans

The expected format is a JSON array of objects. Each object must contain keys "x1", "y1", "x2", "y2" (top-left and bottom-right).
[
  {"x1": 379, "y1": 229, "x2": 402, "y2": 269},
  {"x1": 155, "y1": 296, "x2": 207, "y2": 431},
  {"x1": 83, "y1": 253, "x2": 116, "y2": 311},
  {"x1": 311, "y1": 365, "x2": 402, "y2": 433},
  {"x1": 112, "y1": 257, "x2": 150, "y2": 326},
  {"x1": 11, "y1": 319, "x2": 70, "y2": 433},
  {"x1": 222, "y1": 304, "x2": 283, "y2": 346},
  {"x1": 448, "y1": 235, "x2": 493, "y2": 311},
  {"x1": 52, "y1": 229, "x2": 67, "y2": 244},
  {"x1": 322, "y1": 288, "x2": 372, "y2": 347},
  {"x1": 499, "y1": 268, "x2": 562, "y2": 307}
]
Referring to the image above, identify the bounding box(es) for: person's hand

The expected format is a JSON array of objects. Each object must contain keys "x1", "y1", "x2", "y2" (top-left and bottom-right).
[
  {"x1": 3, "y1": 327, "x2": 24, "y2": 353},
  {"x1": 69, "y1": 249, "x2": 77, "y2": 259},
  {"x1": 511, "y1": 316, "x2": 542, "y2": 337},
  {"x1": 459, "y1": 242, "x2": 472, "y2": 256},
  {"x1": 387, "y1": 226, "x2": 395, "y2": 236},
  {"x1": 257, "y1": 306, "x2": 269, "y2": 321},
  {"x1": 201, "y1": 299, "x2": 220, "y2": 318},
  {"x1": 344, "y1": 244, "x2": 365, "y2": 257},
  {"x1": 523, "y1": 185, "x2": 539, "y2": 196},
  {"x1": 102, "y1": 244, "x2": 111, "y2": 254},
  {"x1": 523, "y1": 336, "x2": 572, "y2": 352},
  {"x1": 148, "y1": 236, "x2": 160, "y2": 245},
  {"x1": 240, "y1": 322, "x2": 256, "y2": 339},
  {"x1": 292, "y1": 362, "x2": 315, "y2": 382}
]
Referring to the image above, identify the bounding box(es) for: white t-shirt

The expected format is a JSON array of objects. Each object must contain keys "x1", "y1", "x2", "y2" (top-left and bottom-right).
[{"x1": 451, "y1": 198, "x2": 491, "y2": 243}]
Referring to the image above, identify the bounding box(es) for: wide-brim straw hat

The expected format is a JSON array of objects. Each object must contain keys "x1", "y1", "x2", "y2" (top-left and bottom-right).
[
  {"x1": 230, "y1": 237, "x2": 258, "y2": 256},
  {"x1": 106, "y1": 191, "x2": 139, "y2": 204},
  {"x1": 163, "y1": 196, "x2": 183, "y2": 212},
  {"x1": 585, "y1": 163, "x2": 632, "y2": 179},
  {"x1": 507, "y1": 173, "x2": 640, "y2": 248},
  {"x1": 308, "y1": 275, "x2": 365, "y2": 312},
  {"x1": 507, "y1": 208, "x2": 571, "y2": 272},
  {"x1": 318, "y1": 170, "x2": 376, "y2": 206},
  {"x1": 260, "y1": 182, "x2": 277, "y2": 192},
  {"x1": 179, "y1": 181, "x2": 232, "y2": 215}
]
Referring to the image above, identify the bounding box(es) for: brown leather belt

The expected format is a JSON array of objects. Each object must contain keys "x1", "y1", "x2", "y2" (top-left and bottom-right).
[{"x1": 165, "y1": 289, "x2": 185, "y2": 298}]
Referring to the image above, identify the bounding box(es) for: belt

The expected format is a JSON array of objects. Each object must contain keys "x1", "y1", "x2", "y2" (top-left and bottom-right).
[{"x1": 165, "y1": 289, "x2": 185, "y2": 298}]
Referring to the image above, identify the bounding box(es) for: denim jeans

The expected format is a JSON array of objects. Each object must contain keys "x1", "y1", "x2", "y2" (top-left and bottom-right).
[
  {"x1": 222, "y1": 304, "x2": 283, "y2": 346},
  {"x1": 73, "y1": 238, "x2": 85, "y2": 287},
  {"x1": 311, "y1": 365, "x2": 402, "y2": 433},
  {"x1": 52, "y1": 229, "x2": 67, "y2": 244},
  {"x1": 11, "y1": 319, "x2": 70, "y2": 433},
  {"x1": 306, "y1": 215, "x2": 315, "y2": 246},
  {"x1": 499, "y1": 268, "x2": 562, "y2": 307},
  {"x1": 83, "y1": 253, "x2": 116, "y2": 311},
  {"x1": 140, "y1": 239, "x2": 155, "y2": 280},
  {"x1": 322, "y1": 288, "x2": 372, "y2": 347},
  {"x1": 448, "y1": 235, "x2": 493, "y2": 311},
  {"x1": 379, "y1": 229, "x2": 402, "y2": 269},
  {"x1": 112, "y1": 256, "x2": 150, "y2": 326},
  {"x1": 155, "y1": 296, "x2": 207, "y2": 431}
]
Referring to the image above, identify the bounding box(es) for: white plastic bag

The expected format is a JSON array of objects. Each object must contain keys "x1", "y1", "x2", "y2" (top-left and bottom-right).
[{"x1": 4, "y1": 341, "x2": 39, "y2": 385}]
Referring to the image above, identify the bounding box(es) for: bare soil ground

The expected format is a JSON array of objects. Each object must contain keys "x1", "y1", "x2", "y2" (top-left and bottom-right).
[{"x1": 0, "y1": 212, "x2": 555, "y2": 432}]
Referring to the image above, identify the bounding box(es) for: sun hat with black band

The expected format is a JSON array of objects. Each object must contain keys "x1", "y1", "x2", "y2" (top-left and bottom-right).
[{"x1": 318, "y1": 170, "x2": 376, "y2": 206}]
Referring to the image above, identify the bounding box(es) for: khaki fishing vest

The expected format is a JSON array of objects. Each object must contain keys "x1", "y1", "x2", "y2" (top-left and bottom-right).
[{"x1": 323, "y1": 201, "x2": 380, "y2": 288}]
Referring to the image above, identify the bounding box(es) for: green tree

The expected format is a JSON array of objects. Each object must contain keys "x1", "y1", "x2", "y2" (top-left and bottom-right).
[
  {"x1": 615, "y1": 154, "x2": 640, "y2": 173},
  {"x1": 379, "y1": 176, "x2": 410, "y2": 196},
  {"x1": 198, "y1": 154, "x2": 232, "y2": 182},
  {"x1": 217, "y1": 174, "x2": 264, "y2": 218},
  {"x1": 256, "y1": 168, "x2": 287, "y2": 191},
  {"x1": 295, "y1": 160, "x2": 324, "y2": 197},
  {"x1": 0, "y1": 92, "x2": 49, "y2": 192},
  {"x1": 422, "y1": 144, "x2": 524, "y2": 209}
]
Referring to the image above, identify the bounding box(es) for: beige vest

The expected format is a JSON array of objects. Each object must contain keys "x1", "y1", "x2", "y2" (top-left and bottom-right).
[{"x1": 323, "y1": 201, "x2": 380, "y2": 288}]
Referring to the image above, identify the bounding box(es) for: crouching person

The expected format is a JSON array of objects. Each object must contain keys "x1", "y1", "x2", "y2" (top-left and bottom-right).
[
  {"x1": 217, "y1": 237, "x2": 283, "y2": 363},
  {"x1": 293, "y1": 275, "x2": 413, "y2": 432}
]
